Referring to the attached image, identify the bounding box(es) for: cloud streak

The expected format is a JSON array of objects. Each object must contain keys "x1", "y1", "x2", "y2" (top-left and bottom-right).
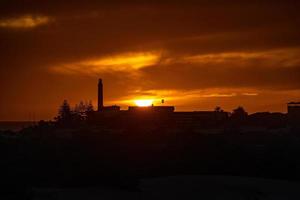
[
  {"x1": 50, "y1": 47, "x2": 300, "y2": 92},
  {"x1": 51, "y1": 52, "x2": 161, "y2": 75},
  {"x1": 0, "y1": 15, "x2": 50, "y2": 29}
]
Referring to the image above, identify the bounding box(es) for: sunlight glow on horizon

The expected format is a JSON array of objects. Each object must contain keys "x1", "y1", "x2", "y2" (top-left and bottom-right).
[{"x1": 109, "y1": 88, "x2": 261, "y2": 109}]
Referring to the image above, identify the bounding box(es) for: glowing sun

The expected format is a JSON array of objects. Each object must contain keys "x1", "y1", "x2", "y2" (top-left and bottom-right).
[{"x1": 134, "y1": 99, "x2": 153, "y2": 107}]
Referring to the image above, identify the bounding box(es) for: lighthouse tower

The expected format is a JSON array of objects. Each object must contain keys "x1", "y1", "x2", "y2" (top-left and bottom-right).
[{"x1": 98, "y1": 79, "x2": 103, "y2": 111}]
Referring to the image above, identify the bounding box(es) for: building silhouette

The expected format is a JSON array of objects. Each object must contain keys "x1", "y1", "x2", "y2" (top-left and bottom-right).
[
  {"x1": 96, "y1": 78, "x2": 174, "y2": 113},
  {"x1": 97, "y1": 79, "x2": 104, "y2": 111},
  {"x1": 97, "y1": 79, "x2": 120, "y2": 112},
  {"x1": 287, "y1": 102, "x2": 300, "y2": 130},
  {"x1": 88, "y1": 78, "x2": 229, "y2": 127}
]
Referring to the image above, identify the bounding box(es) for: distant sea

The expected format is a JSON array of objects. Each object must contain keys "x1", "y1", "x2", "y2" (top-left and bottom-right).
[{"x1": 0, "y1": 121, "x2": 37, "y2": 132}]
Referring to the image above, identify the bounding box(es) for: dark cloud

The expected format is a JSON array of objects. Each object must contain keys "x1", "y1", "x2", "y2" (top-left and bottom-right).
[
  {"x1": 0, "y1": 0, "x2": 300, "y2": 119},
  {"x1": 140, "y1": 62, "x2": 300, "y2": 91}
]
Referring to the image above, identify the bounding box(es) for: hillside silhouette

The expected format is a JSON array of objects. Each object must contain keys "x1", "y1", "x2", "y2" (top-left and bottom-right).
[{"x1": 1, "y1": 80, "x2": 300, "y2": 199}]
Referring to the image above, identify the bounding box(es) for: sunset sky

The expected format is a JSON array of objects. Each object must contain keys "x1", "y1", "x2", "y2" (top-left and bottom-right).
[{"x1": 0, "y1": 0, "x2": 300, "y2": 120}]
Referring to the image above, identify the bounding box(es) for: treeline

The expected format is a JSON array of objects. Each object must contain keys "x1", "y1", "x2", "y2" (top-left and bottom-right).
[{"x1": 54, "y1": 100, "x2": 94, "y2": 126}]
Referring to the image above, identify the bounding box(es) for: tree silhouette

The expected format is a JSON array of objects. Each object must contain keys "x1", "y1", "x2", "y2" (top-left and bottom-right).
[
  {"x1": 215, "y1": 106, "x2": 223, "y2": 112},
  {"x1": 86, "y1": 101, "x2": 94, "y2": 113},
  {"x1": 74, "y1": 101, "x2": 86, "y2": 120},
  {"x1": 74, "y1": 100, "x2": 94, "y2": 120},
  {"x1": 56, "y1": 100, "x2": 72, "y2": 123},
  {"x1": 231, "y1": 106, "x2": 248, "y2": 119}
]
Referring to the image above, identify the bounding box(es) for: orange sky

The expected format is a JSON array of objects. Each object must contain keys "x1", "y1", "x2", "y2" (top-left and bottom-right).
[{"x1": 0, "y1": 0, "x2": 300, "y2": 120}]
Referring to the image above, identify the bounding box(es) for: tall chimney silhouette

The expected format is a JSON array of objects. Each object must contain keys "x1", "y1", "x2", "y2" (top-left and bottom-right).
[{"x1": 98, "y1": 79, "x2": 103, "y2": 111}]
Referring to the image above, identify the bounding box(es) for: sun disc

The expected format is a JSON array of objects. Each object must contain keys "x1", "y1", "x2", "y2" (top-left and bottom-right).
[{"x1": 134, "y1": 99, "x2": 153, "y2": 107}]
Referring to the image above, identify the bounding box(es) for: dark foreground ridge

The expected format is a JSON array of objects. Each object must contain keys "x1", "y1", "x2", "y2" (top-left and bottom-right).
[{"x1": 0, "y1": 79, "x2": 300, "y2": 199}]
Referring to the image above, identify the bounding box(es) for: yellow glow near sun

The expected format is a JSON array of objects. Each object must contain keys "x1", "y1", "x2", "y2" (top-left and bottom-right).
[
  {"x1": 84, "y1": 52, "x2": 160, "y2": 70},
  {"x1": 134, "y1": 99, "x2": 153, "y2": 107},
  {"x1": 51, "y1": 52, "x2": 160, "y2": 75}
]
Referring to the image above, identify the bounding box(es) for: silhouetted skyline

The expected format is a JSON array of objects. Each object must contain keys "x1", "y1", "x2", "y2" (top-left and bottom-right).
[{"x1": 2, "y1": 2, "x2": 300, "y2": 199}]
